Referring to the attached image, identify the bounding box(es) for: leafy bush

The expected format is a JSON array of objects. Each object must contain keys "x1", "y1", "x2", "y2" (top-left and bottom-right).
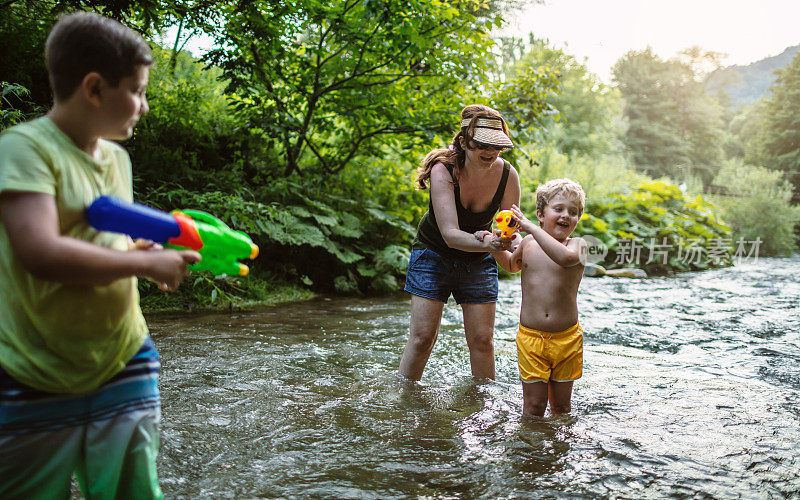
[
  {"x1": 335, "y1": 146, "x2": 429, "y2": 224},
  {"x1": 709, "y1": 159, "x2": 799, "y2": 256},
  {"x1": 574, "y1": 181, "x2": 733, "y2": 274},
  {"x1": 128, "y1": 46, "x2": 256, "y2": 191},
  {"x1": 1, "y1": 82, "x2": 43, "y2": 130},
  {"x1": 505, "y1": 148, "x2": 733, "y2": 274},
  {"x1": 136, "y1": 177, "x2": 415, "y2": 295}
]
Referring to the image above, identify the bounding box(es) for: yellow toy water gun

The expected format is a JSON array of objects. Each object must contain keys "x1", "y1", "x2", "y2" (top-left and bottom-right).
[{"x1": 494, "y1": 209, "x2": 520, "y2": 238}]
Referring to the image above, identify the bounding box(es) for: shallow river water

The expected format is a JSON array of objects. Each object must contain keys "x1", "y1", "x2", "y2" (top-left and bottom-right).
[{"x1": 149, "y1": 257, "x2": 800, "y2": 499}]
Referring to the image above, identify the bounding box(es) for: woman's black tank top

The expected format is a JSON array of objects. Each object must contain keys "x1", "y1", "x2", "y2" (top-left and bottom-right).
[{"x1": 411, "y1": 160, "x2": 511, "y2": 262}]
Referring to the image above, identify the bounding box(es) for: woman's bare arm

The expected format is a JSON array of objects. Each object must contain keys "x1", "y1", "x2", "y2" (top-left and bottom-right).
[{"x1": 430, "y1": 163, "x2": 510, "y2": 252}]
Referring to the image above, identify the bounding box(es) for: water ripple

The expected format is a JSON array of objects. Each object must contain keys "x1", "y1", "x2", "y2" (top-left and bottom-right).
[{"x1": 151, "y1": 257, "x2": 800, "y2": 498}]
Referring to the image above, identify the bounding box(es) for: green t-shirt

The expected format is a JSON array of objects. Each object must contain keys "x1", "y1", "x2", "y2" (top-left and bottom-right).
[{"x1": 0, "y1": 117, "x2": 147, "y2": 393}]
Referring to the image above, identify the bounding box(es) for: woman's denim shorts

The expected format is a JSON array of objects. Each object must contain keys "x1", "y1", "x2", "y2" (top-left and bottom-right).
[{"x1": 404, "y1": 247, "x2": 498, "y2": 304}]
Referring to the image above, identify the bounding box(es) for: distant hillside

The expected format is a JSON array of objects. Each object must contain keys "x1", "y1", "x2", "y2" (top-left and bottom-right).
[{"x1": 706, "y1": 44, "x2": 800, "y2": 107}]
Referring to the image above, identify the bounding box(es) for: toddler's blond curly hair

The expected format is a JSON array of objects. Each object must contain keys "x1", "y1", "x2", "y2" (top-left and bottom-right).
[{"x1": 535, "y1": 178, "x2": 586, "y2": 215}]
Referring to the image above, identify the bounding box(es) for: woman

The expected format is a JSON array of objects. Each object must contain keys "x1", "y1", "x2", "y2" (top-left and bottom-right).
[{"x1": 399, "y1": 104, "x2": 521, "y2": 380}]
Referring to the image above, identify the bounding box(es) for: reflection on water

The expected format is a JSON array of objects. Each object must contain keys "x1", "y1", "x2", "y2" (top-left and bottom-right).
[{"x1": 150, "y1": 258, "x2": 800, "y2": 498}]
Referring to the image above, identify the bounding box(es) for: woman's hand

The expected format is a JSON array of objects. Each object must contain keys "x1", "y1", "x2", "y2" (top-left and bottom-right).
[{"x1": 486, "y1": 229, "x2": 513, "y2": 252}]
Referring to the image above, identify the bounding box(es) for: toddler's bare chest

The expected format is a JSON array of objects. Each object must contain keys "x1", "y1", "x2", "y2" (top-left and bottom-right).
[{"x1": 521, "y1": 247, "x2": 580, "y2": 280}]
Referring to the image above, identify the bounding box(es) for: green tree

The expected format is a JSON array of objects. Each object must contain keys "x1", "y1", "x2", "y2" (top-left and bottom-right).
[
  {"x1": 612, "y1": 47, "x2": 725, "y2": 186},
  {"x1": 0, "y1": 0, "x2": 216, "y2": 120},
  {"x1": 488, "y1": 36, "x2": 621, "y2": 159},
  {"x1": 491, "y1": 51, "x2": 562, "y2": 157},
  {"x1": 517, "y1": 39, "x2": 621, "y2": 158},
  {"x1": 729, "y1": 101, "x2": 767, "y2": 166},
  {"x1": 752, "y1": 51, "x2": 800, "y2": 194},
  {"x1": 202, "y1": 0, "x2": 505, "y2": 178}
]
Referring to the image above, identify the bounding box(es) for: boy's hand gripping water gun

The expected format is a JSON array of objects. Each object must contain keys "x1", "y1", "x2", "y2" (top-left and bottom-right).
[
  {"x1": 87, "y1": 196, "x2": 259, "y2": 276},
  {"x1": 494, "y1": 209, "x2": 521, "y2": 238}
]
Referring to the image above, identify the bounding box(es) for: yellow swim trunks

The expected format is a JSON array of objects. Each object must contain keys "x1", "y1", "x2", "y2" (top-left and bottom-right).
[{"x1": 516, "y1": 323, "x2": 583, "y2": 383}]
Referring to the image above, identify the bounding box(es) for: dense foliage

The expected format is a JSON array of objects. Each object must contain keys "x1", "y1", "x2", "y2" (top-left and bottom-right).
[
  {"x1": 710, "y1": 160, "x2": 800, "y2": 257},
  {"x1": 575, "y1": 182, "x2": 732, "y2": 274},
  {"x1": 1, "y1": 2, "x2": 798, "y2": 309},
  {"x1": 128, "y1": 47, "x2": 244, "y2": 191},
  {"x1": 129, "y1": 47, "x2": 424, "y2": 295},
  {"x1": 141, "y1": 182, "x2": 416, "y2": 294},
  {"x1": 749, "y1": 51, "x2": 800, "y2": 194},
  {"x1": 1, "y1": 0, "x2": 58, "y2": 111}
]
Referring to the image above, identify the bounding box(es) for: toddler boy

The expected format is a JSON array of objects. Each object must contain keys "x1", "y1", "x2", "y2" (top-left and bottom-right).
[{"x1": 491, "y1": 179, "x2": 587, "y2": 416}]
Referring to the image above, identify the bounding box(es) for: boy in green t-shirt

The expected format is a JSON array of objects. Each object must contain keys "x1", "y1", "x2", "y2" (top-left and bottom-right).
[{"x1": 0, "y1": 12, "x2": 199, "y2": 498}]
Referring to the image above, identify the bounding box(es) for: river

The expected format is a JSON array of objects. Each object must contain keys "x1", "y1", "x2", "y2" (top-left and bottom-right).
[{"x1": 149, "y1": 257, "x2": 800, "y2": 498}]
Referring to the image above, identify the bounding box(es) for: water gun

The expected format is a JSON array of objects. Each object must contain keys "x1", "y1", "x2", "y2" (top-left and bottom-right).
[
  {"x1": 87, "y1": 196, "x2": 259, "y2": 276},
  {"x1": 494, "y1": 209, "x2": 520, "y2": 238}
]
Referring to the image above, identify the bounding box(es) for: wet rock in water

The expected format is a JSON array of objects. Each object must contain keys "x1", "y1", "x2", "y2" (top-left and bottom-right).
[
  {"x1": 584, "y1": 263, "x2": 606, "y2": 277},
  {"x1": 605, "y1": 268, "x2": 647, "y2": 278},
  {"x1": 584, "y1": 263, "x2": 647, "y2": 278}
]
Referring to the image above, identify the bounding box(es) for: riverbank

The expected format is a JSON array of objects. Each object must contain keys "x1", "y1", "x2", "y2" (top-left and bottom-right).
[
  {"x1": 139, "y1": 276, "x2": 316, "y2": 314},
  {"x1": 140, "y1": 263, "x2": 684, "y2": 314}
]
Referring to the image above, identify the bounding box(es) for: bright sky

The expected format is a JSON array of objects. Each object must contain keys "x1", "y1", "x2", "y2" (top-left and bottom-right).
[{"x1": 502, "y1": 0, "x2": 800, "y2": 82}]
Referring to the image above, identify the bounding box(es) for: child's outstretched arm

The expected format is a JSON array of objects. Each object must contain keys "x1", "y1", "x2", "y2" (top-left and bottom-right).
[
  {"x1": 0, "y1": 191, "x2": 200, "y2": 290},
  {"x1": 494, "y1": 237, "x2": 526, "y2": 273},
  {"x1": 510, "y1": 204, "x2": 587, "y2": 268}
]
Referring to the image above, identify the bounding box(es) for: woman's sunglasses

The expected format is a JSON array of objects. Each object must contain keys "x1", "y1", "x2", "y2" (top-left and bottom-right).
[{"x1": 469, "y1": 140, "x2": 507, "y2": 152}]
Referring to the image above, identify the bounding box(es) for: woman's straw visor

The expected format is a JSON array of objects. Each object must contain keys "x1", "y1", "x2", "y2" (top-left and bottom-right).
[{"x1": 460, "y1": 116, "x2": 514, "y2": 149}]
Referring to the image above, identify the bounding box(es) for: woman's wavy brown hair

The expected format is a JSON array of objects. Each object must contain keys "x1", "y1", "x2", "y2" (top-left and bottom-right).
[{"x1": 415, "y1": 104, "x2": 510, "y2": 189}]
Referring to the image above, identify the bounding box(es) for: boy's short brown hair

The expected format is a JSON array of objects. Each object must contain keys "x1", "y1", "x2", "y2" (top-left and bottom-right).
[
  {"x1": 45, "y1": 11, "x2": 153, "y2": 101},
  {"x1": 536, "y1": 178, "x2": 586, "y2": 215}
]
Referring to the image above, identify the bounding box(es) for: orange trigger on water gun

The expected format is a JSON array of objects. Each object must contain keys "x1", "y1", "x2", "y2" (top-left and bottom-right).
[{"x1": 168, "y1": 211, "x2": 203, "y2": 250}]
